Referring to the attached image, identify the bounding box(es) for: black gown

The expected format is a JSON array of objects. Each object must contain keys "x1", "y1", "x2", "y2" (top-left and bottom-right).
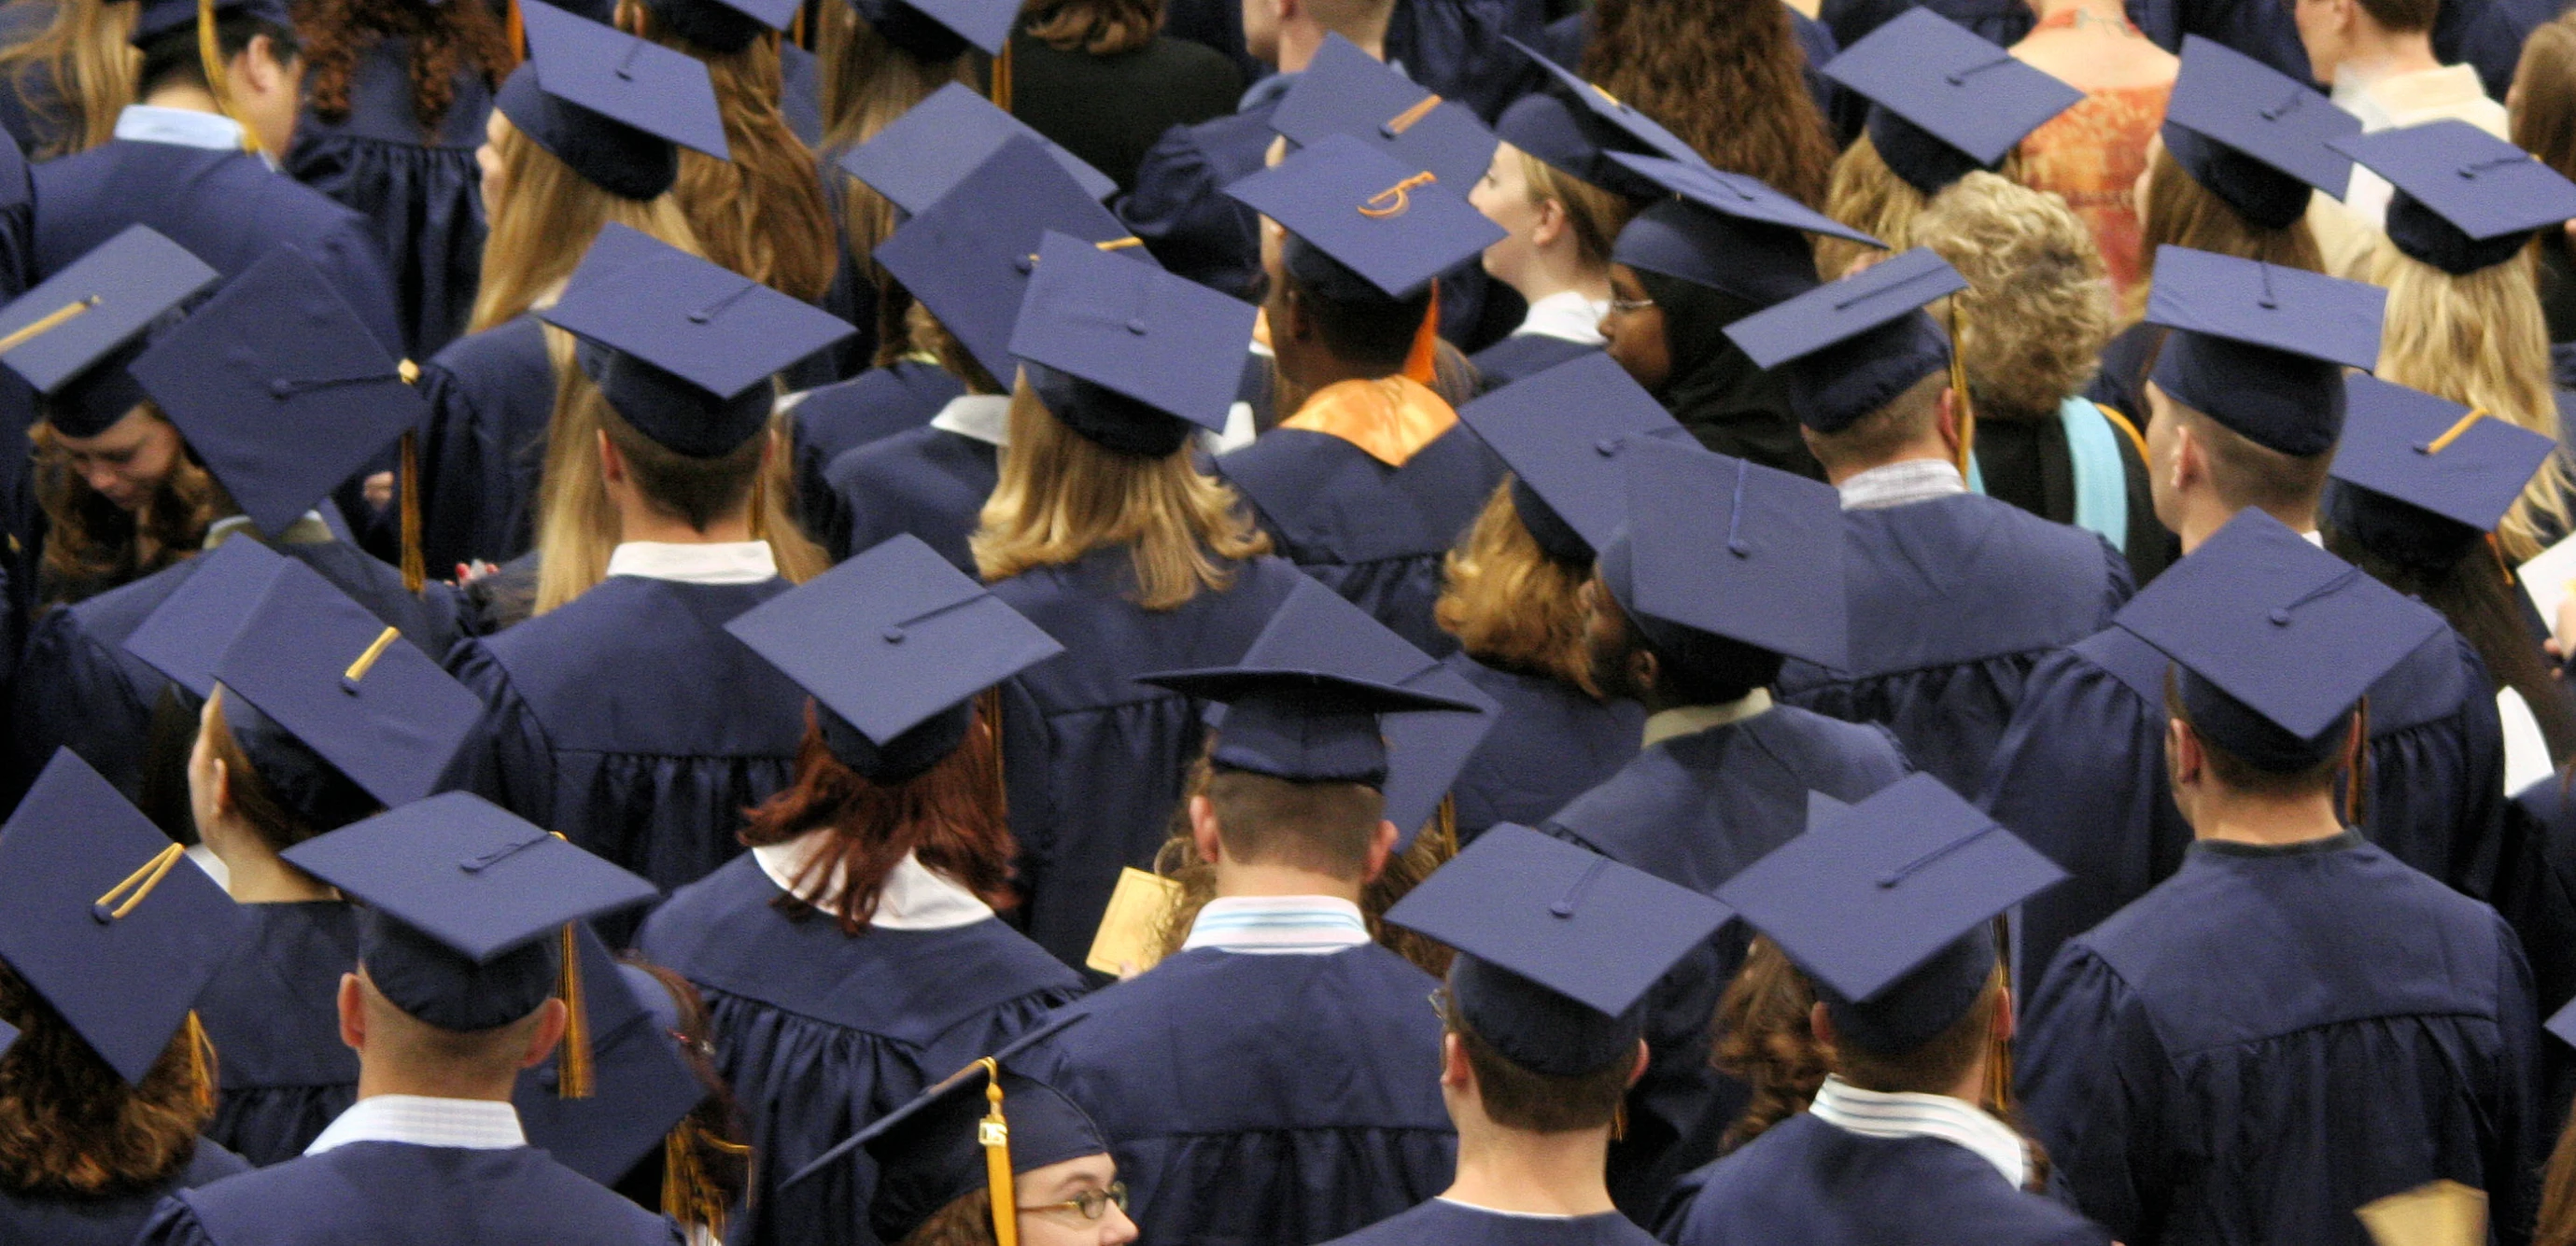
[
  {"x1": 409, "y1": 315, "x2": 555, "y2": 576},
  {"x1": 196, "y1": 902, "x2": 362, "y2": 1167}
]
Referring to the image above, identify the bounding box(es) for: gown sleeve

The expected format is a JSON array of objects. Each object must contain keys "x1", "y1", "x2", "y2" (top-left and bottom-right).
[
  {"x1": 2016, "y1": 945, "x2": 2177, "y2": 1246},
  {"x1": 130, "y1": 1197, "x2": 221, "y2": 1246},
  {"x1": 302, "y1": 214, "x2": 410, "y2": 364},
  {"x1": 997, "y1": 675, "x2": 1061, "y2": 931},
  {"x1": 1119, "y1": 126, "x2": 1260, "y2": 302},
  {"x1": 2488, "y1": 917, "x2": 2546, "y2": 1241},
  {"x1": 442, "y1": 639, "x2": 560, "y2": 825},
  {"x1": 8, "y1": 606, "x2": 153, "y2": 804}
]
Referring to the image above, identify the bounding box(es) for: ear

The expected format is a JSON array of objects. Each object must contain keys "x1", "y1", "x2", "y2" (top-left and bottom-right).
[
  {"x1": 1627, "y1": 646, "x2": 1659, "y2": 700},
  {"x1": 1528, "y1": 197, "x2": 1568, "y2": 250},
  {"x1": 612, "y1": 0, "x2": 643, "y2": 32},
  {"x1": 521, "y1": 997, "x2": 570, "y2": 1070},
  {"x1": 338, "y1": 973, "x2": 367, "y2": 1053},
  {"x1": 1808, "y1": 1000, "x2": 1836, "y2": 1049},
  {"x1": 1994, "y1": 987, "x2": 2016, "y2": 1043},
  {"x1": 1934, "y1": 388, "x2": 1963, "y2": 457},
  {"x1": 2168, "y1": 420, "x2": 2199, "y2": 494},
  {"x1": 233, "y1": 34, "x2": 278, "y2": 93},
  {"x1": 1626, "y1": 1037, "x2": 1650, "y2": 1089},
  {"x1": 2167, "y1": 713, "x2": 2202, "y2": 786},
  {"x1": 1360, "y1": 818, "x2": 1400, "y2": 884},
  {"x1": 595, "y1": 427, "x2": 626, "y2": 484},
  {"x1": 1441, "y1": 1030, "x2": 1472, "y2": 1091},
  {"x1": 1188, "y1": 793, "x2": 1224, "y2": 866},
  {"x1": 207, "y1": 755, "x2": 235, "y2": 821}
]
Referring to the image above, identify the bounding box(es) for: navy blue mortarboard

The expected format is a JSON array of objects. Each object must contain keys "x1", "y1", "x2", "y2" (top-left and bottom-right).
[
  {"x1": 1387, "y1": 824, "x2": 1729, "y2": 1075},
  {"x1": 1725, "y1": 247, "x2": 1965, "y2": 433},
  {"x1": 283, "y1": 792, "x2": 658, "y2": 1031},
  {"x1": 0, "y1": 225, "x2": 218, "y2": 438},
  {"x1": 0, "y1": 750, "x2": 245, "y2": 1084},
  {"x1": 130, "y1": 0, "x2": 293, "y2": 45},
  {"x1": 2331, "y1": 121, "x2": 2576, "y2": 275},
  {"x1": 726, "y1": 533, "x2": 1064, "y2": 783},
  {"x1": 2550, "y1": 998, "x2": 2576, "y2": 1051},
  {"x1": 1719, "y1": 774, "x2": 2065, "y2": 1055},
  {"x1": 1823, "y1": 7, "x2": 2083, "y2": 195},
  {"x1": 128, "y1": 245, "x2": 428, "y2": 539},
  {"x1": 1273, "y1": 35, "x2": 1498, "y2": 193},
  {"x1": 849, "y1": 0, "x2": 1017, "y2": 57},
  {"x1": 121, "y1": 538, "x2": 289, "y2": 700},
  {"x1": 1225, "y1": 132, "x2": 1506, "y2": 301},
  {"x1": 2328, "y1": 375, "x2": 2555, "y2": 571},
  {"x1": 1501, "y1": 35, "x2": 1702, "y2": 195},
  {"x1": 1598, "y1": 437, "x2": 1848, "y2": 668},
  {"x1": 640, "y1": 0, "x2": 796, "y2": 53},
  {"x1": 2144, "y1": 245, "x2": 2385, "y2": 456},
  {"x1": 514, "y1": 928, "x2": 708, "y2": 1184},
  {"x1": 2161, "y1": 37, "x2": 2357, "y2": 231},
  {"x1": 838, "y1": 83, "x2": 1116, "y2": 217},
  {"x1": 1456, "y1": 351, "x2": 1687, "y2": 562},
  {"x1": 1610, "y1": 194, "x2": 1828, "y2": 309},
  {"x1": 541, "y1": 224, "x2": 855, "y2": 456},
  {"x1": 496, "y1": 0, "x2": 726, "y2": 201},
  {"x1": 1609, "y1": 153, "x2": 1884, "y2": 249},
  {"x1": 876, "y1": 138, "x2": 1130, "y2": 387},
  {"x1": 1496, "y1": 94, "x2": 1619, "y2": 194},
  {"x1": 1010, "y1": 229, "x2": 1258, "y2": 455},
  {"x1": 2116, "y1": 509, "x2": 2445, "y2": 771}
]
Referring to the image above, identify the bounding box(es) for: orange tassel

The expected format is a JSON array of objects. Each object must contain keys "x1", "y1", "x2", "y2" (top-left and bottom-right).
[
  {"x1": 1401, "y1": 287, "x2": 1440, "y2": 386},
  {"x1": 556, "y1": 926, "x2": 593, "y2": 1099},
  {"x1": 400, "y1": 429, "x2": 424, "y2": 593},
  {"x1": 184, "y1": 1012, "x2": 218, "y2": 1115}
]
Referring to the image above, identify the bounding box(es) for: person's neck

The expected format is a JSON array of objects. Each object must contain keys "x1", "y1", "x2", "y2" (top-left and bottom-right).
[
  {"x1": 1275, "y1": 22, "x2": 1383, "y2": 74},
  {"x1": 213, "y1": 834, "x2": 336, "y2": 904},
  {"x1": 1212, "y1": 858, "x2": 1364, "y2": 904},
  {"x1": 1819, "y1": 441, "x2": 1952, "y2": 488},
  {"x1": 2175, "y1": 497, "x2": 2316, "y2": 553},
  {"x1": 2332, "y1": 26, "x2": 2442, "y2": 86},
  {"x1": 354, "y1": 1058, "x2": 519, "y2": 1104},
  {"x1": 1443, "y1": 1106, "x2": 1618, "y2": 1217},
  {"x1": 2188, "y1": 790, "x2": 2348, "y2": 847},
  {"x1": 1511, "y1": 262, "x2": 1612, "y2": 313},
  {"x1": 612, "y1": 502, "x2": 753, "y2": 546},
  {"x1": 137, "y1": 83, "x2": 222, "y2": 115}
]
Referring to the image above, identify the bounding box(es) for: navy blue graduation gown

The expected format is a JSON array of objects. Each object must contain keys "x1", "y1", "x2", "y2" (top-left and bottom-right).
[
  {"x1": 1024, "y1": 945, "x2": 1458, "y2": 1245},
  {"x1": 1982, "y1": 622, "x2": 2508, "y2": 1001},
  {"x1": 446, "y1": 575, "x2": 807, "y2": 933},
  {"x1": 198, "y1": 902, "x2": 362, "y2": 1168},
  {"x1": 1469, "y1": 334, "x2": 1598, "y2": 393},
  {"x1": 1217, "y1": 424, "x2": 1503, "y2": 660},
  {"x1": 1382, "y1": 0, "x2": 1545, "y2": 124},
  {"x1": 1544, "y1": 707, "x2": 1909, "y2": 1220},
  {"x1": 992, "y1": 551, "x2": 1309, "y2": 966},
  {"x1": 1325, "y1": 1197, "x2": 1664, "y2": 1246},
  {"x1": 2499, "y1": 774, "x2": 2576, "y2": 1021},
  {"x1": 8, "y1": 536, "x2": 461, "y2": 809},
  {"x1": 789, "y1": 361, "x2": 962, "y2": 553},
  {"x1": 822, "y1": 424, "x2": 996, "y2": 570},
  {"x1": 1441, "y1": 651, "x2": 1641, "y2": 845},
  {"x1": 0, "y1": 1142, "x2": 247, "y2": 1246},
  {"x1": 411, "y1": 315, "x2": 555, "y2": 576},
  {"x1": 0, "y1": 130, "x2": 27, "y2": 300},
  {"x1": 1119, "y1": 97, "x2": 1278, "y2": 303},
  {"x1": 33, "y1": 137, "x2": 405, "y2": 357},
  {"x1": 285, "y1": 40, "x2": 492, "y2": 360},
  {"x1": 635, "y1": 853, "x2": 1086, "y2": 1246},
  {"x1": 1668, "y1": 1114, "x2": 2107, "y2": 1246},
  {"x1": 2019, "y1": 833, "x2": 2542, "y2": 1246},
  {"x1": 1777, "y1": 495, "x2": 2131, "y2": 799},
  {"x1": 134, "y1": 1141, "x2": 684, "y2": 1245}
]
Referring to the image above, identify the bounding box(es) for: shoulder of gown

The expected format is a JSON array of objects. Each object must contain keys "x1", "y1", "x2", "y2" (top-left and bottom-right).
[
  {"x1": 414, "y1": 315, "x2": 557, "y2": 571},
  {"x1": 823, "y1": 424, "x2": 997, "y2": 569},
  {"x1": 1117, "y1": 102, "x2": 1276, "y2": 302},
  {"x1": 1673, "y1": 1113, "x2": 2111, "y2": 1246}
]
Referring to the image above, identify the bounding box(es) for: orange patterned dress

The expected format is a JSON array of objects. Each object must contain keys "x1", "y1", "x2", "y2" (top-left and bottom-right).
[{"x1": 2016, "y1": 79, "x2": 2170, "y2": 300}]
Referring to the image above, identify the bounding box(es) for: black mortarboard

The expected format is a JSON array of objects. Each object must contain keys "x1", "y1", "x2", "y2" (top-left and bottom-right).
[
  {"x1": 1455, "y1": 351, "x2": 1687, "y2": 562},
  {"x1": 838, "y1": 83, "x2": 1116, "y2": 217},
  {"x1": 1725, "y1": 246, "x2": 1965, "y2": 433},
  {"x1": 1597, "y1": 437, "x2": 1847, "y2": 668},
  {"x1": 2162, "y1": 36, "x2": 2358, "y2": 231},
  {"x1": 495, "y1": 0, "x2": 727, "y2": 201},
  {"x1": 1273, "y1": 34, "x2": 1498, "y2": 192},
  {"x1": 2328, "y1": 374, "x2": 2557, "y2": 571},
  {"x1": 2331, "y1": 121, "x2": 2576, "y2": 275},
  {"x1": 1225, "y1": 132, "x2": 1506, "y2": 301},
  {"x1": 0, "y1": 225, "x2": 217, "y2": 438},
  {"x1": 2144, "y1": 245, "x2": 2385, "y2": 456},
  {"x1": 1009, "y1": 229, "x2": 1258, "y2": 456},
  {"x1": 1823, "y1": 7, "x2": 2083, "y2": 195}
]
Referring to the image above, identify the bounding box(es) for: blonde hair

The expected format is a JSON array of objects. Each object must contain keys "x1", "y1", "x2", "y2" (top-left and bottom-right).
[
  {"x1": 1518, "y1": 149, "x2": 1628, "y2": 275},
  {"x1": 470, "y1": 115, "x2": 704, "y2": 333},
  {"x1": 1818, "y1": 135, "x2": 2027, "y2": 283},
  {"x1": 0, "y1": 0, "x2": 136, "y2": 159},
  {"x1": 970, "y1": 381, "x2": 1269, "y2": 610},
  {"x1": 650, "y1": 24, "x2": 837, "y2": 302},
  {"x1": 1911, "y1": 172, "x2": 2115, "y2": 419},
  {"x1": 816, "y1": 3, "x2": 973, "y2": 359},
  {"x1": 1435, "y1": 482, "x2": 1598, "y2": 691},
  {"x1": 2370, "y1": 243, "x2": 2570, "y2": 561}
]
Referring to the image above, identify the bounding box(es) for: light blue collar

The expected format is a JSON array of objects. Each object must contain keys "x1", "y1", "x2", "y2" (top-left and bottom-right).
[{"x1": 114, "y1": 105, "x2": 276, "y2": 170}]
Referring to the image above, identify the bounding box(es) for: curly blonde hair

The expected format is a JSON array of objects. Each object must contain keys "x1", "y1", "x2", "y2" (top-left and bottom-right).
[
  {"x1": 1435, "y1": 482, "x2": 1598, "y2": 691},
  {"x1": 1819, "y1": 137, "x2": 2029, "y2": 284},
  {"x1": 1710, "y1": 936, "x2": 1827, "y2": 1154},
  {"x1": 1910, "y1": 173, "x2": 2115, "y2": 421}
]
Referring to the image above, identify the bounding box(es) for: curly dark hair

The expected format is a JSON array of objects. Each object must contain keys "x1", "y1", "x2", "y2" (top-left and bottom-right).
[
  {"x1": 292, "y1": 0, "x2": 511, "y2": 138},
  {"x1": 30, "y1": 416, "x2": 226, "y2": 612},
  {"x1": 0, "y1": 962, "x2": 214, "y2": 1199},
  {"x1": 1710, "y1": 936, "x2": 1828, "y2": 1154},
  {"x1": 1581, "y1": 0, "x2": 1837, "y2": 207}
]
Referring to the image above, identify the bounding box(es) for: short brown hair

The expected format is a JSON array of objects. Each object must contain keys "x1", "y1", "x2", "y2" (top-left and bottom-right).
[
  {"x1": 1453, "y1": 1014, "x2": 1632, "y2": 1133},
  {"x1": 204, "y1": 688, "x2": 375, "y2": 855},
  {"x1": 2163, "y1": 668, "x2": 2350, "y2": 795},
  {"x1": 2515, "y1": 16, "x2": 2576, "y2": 185},
  {"x1": 1204, "y1": 768, "x2": 1383, "y2": 878},
  {"x1": 2357, "y1": 0, "x2": 2436, "y2": 35},
  {"x1": 2161, "y1": 396, "x2": 2332, "y2": 518},
  {"x1": 1832, "y1": 965, "x2": 2004, "y2": 1095},
  {"x1": 1802, "y1": 370, "x2": 1949, "y2": 474},
  {"x1": 599, "y1": 396, "x2": 767, "y2": 531},
  {"x1": 359, "y1": 969, "x2": 552, "y2": 1073}
]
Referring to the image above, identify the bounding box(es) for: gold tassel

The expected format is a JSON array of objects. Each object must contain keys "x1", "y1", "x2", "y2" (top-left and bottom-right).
[
  {"x1": 556, "y1": 925, "x2": 594, "y2": 1099},
  {"x1": 1432, "y1": 794, "x2": 1457, "y2": 858},
  {"x1": 505, "y1": 0, "x2": 526, "y2": 70},
  {"x1": 978, "y1": 1058, "x2": 1018, "y2": 1246},
  {"x1": 184, "y1": 1012, "x2": 218, "y2": 1115},
  {"x1": 1981, "y1": 917, "x2": 2014, "y2": 1116},
  {"x1": 2344, "y1": 697, "x2": 2372, "y2": 829},
  {"x1": 195, "y1": 0, "x2": 260, "y2": 156},
  {"x1": 400, "y1": 429, "x2": 424, "y2": 593},
  {"x1": 663, "y1": 1117, "x2": 752, "y2": 1242},
  {"x1": 990, "y1": 39, "x2": 1012, "y2": 111},
  {"x1": 1948, "y1": 294, "x2": 1977, "y2": 480}
]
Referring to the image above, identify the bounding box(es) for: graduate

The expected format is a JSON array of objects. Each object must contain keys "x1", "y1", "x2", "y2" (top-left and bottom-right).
[
  {"x1": 135, "y1": 792, "x2": 683, "y2": 1245},
  {"x1": 407, "y1": 0, "x2": 721, "y2": 578},
  {"x1": 1439, "y1": 353, "x2": 1668, "y2": 842},
  {"x1": 1540, "y1": 436, "x2": 1909, "y2": 1215},
  {"x1": 30, "y1": 0, "x2": 402, "y2": 355},
  {"x1": 0, "y1": 750, "x2": 248, "y2": 1246},
  {"x1": 1672, "y1": 776, "x2": 2107, "y2": 1246},
  {"x1": 823, "y1": 134, "x2": 1128, "y2": 568},
  {"x1": 1018, "y1": 614, "x2": 1485, "y2": 1246},
  {"x1": 2017, "y1": 510, "x2": 2543, "y2": 1246},
  {"x1": 1331, "y1": 824, "x2": 1728, "y2": 1246},
  {"x1": 444, "y1": 228, "x2": 848, "y2": 931},
  {"x1": 637, "y1": 533, "x2": 1089, "y2": 1246},
  {"x1": 1981, "y1": 248, "x2": 2509, "y2": 992},
  {"x1": 974, "y1": 231, "x2": 1308, "y2": 966},
  {"x1": 8, "y1": 241, "x2": 461, "y2": 814},
  {"x1": 1218, "y1": 133, "x2": 1508, "y2": 658},
  {"x1": 1733, "y1": 249, "x2": 2132, "y2": 798}
]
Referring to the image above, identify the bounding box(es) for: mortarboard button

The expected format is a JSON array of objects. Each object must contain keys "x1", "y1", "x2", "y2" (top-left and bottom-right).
[
  {"x1": 1010, "y1": 230, "x2": 1259, "y2": 454},
  {"x1": 494, "y1": 0, "x2": 726, "y2": 201},
  {"x1": 2161, "y1": 37, "x2": 2357, "y2": 230},
  {"x1": 1598, "y1": 437, "x2": 1848, "y2": 668},
  {"x1": 1224, "y1": 132, "x2": 1505, "y2": 301},
  {"x1": 0, "y1": 226, "x2": 218, "y2": 438},
  {"x1": 838, "y1": 83, "x2": 1115, "y2": 217},
  {"x1": 1822, "y1": 8, "x2": 2083, "y2": 194}
]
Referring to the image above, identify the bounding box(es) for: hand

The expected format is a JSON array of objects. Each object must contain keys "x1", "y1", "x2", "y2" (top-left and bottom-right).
[{"x1": 453, "y1": 559, "x2": 499, "y2": 584}]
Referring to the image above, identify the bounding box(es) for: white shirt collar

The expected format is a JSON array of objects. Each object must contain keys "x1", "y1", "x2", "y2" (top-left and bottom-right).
[
  {"x1": 1432, "y1": 1198, "x2": 1582, "y2": 1221},
  {"x1": 306, "y1": 1095, "x2": 527, "y2": 1155},
  {"x1": 1513, "y1": 291, "x2": 1609, "y2": 345},
  {"x1": 1809, "y1": 1075, "x2": 2030, "y2": 1190},
  {"x1": 928, "y1": 394, "x2": 1014, "y2": 447},
  {"x1": 115, "y1": 105, "x2": 275, "y2": 168},
  {"x1": 603, "y1": 540, "x2": 778, "y2": 585},
  {"x1": 1837, "y1": 458, "x2": 1967, "y2": 511},
  {"x1": 1180, "y1": 895, "x2": 1372, "y2": 955},
  {"x1": 750, "y1": 835, "x2": 995, "y2": 930},
  {"x1": 1641, "y1": 689, "x2": 1773, "y2": 748}
]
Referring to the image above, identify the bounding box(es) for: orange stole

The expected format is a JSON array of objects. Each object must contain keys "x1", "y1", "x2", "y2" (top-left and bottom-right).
[{"x1": 1281, "y1": 375, "x2": 1457, "y2": 468}]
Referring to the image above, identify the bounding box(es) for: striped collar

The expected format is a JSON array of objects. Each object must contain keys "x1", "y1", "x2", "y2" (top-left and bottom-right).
[
  {"x1": 306, "y1": 1095, "x2": 526, "y2": 1155},
  {"x1": 1809, "y1": 1075, "x2": 2029, "y2": 1190},
  {"x1": 1837, "y1": 458, "x2": 1966, "y2": 511},
  {"x1": 1180, "y1": 895, "x2": 1371, "y2": 955}
]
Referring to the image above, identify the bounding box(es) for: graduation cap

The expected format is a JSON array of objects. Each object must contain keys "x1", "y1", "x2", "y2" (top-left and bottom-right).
[
  {"x1": 2162, "y1": 36, "x2": 2358, "y2": 231},
  {"x1": 2548, "y1": 995, "x2": 2576, "y2": 1051},
  {"x1": 1606, "y1": 184, "x2": 1837, "y2": 309},
  {"x1": 1009, "y1": 229, "x2": 1259, "y2": 456},
  {"x1": 1498, "y1": 35, "x2": 1701, "y2": 197},
  {"x1": 838, "y1": 83, "x2": 1117, "y2": 217},
  {"x1": 0, "y1": 225, "x2": 218, "y2": 438},
  {"x1": 127, "y1": 245, "x2": 429, "y2": 539},
  {"x1": 130, "y1": 0, "x2": 293, "y2": 45},
  {"x1": 2115, "y1": 509, "x2": 2445, "y2": 771},
  {"x1": 725, "y1": 532, "x2": 1064, "y2": 783},
  {"x1": 638, "y1": 0, "x2": 797, "y2": 54},
  {"x1": 514, "y1": 927, "x2": 709, "y2": 1186},
  {"x1": 282, "y1": 792, "x2": 659, "y2": 1032},
  {"x1": 849, "y1": 0, "x2": 1018, "y2": 58},
  {"x1": 1718, "y1": 773, "x2": 2065, "y2": 1055},
  {"x1": 1823, "y1": 7, "x2": 2083, "y2": 195},
  {"x1": 1609, "y1": 153, "x2": 1883, "y2": 249},
  {"x1": 1455, "y1": 351, "x2": 1687, "y2": 562},
  {"x1": 875, "y1": 139, "x2": 1131, "y2": 388},
  {"x1": 1385, "y1": 823, "x2": 1729, "y2": 1075},
  {"x1": 1272, "y1": 34, "x2": 1498, "y2": 193},
  {"x1": 781, "y1": 1015, "x2": 1107, "y2": 1242},
  {"x1": 540, "y1": 223, "x2": 855, "y2": 457},
  {"x1": 495, "y1": 0, "x2": 727, "y2": 202},
  {"x1": 2331, "y1": 121, "x2": 2576, "y2": 276},
  {"x1": 121, "y1": 538, "x2": 290, "y2": 699},
  {"x1": 0, "y1": 749, "x2": 246, "y2": 1085},
  {"x1": 1724, "y1": 247, "x2": 1965, "y2": 434},
  {"x1": 2144, "y1": 245, "x2": 2386, "y2": 456},
  {"x1": 1598, "y1": 436, "x2": 1848, "y2": 669},
  {"x1": 2327, "y1": 375, "x2": 2556, "y2": 571},
  {"x1": 1224, "y1": 132, "x2": 1507, "y2": 301}
]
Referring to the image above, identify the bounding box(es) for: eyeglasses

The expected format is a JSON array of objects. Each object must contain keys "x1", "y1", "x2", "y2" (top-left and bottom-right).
[
  {"x1": 1607, "y1": 297, "x2": 1656, "y2": 316},
  {"x1": 1021, "y1": 1182, "x2": 1130, "y2": 1222}
]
